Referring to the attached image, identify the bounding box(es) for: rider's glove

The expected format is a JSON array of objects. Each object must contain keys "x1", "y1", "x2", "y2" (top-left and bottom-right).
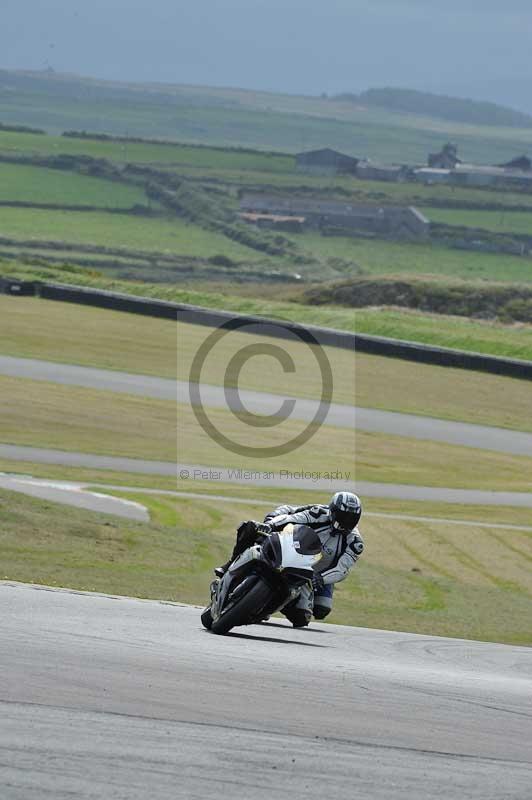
[
  {"x1": 256, "y1": 522, "x2": 272, "y2": 535},
  {"x1": 312, "y1": 572, "x2": 325, "y2": 592}
]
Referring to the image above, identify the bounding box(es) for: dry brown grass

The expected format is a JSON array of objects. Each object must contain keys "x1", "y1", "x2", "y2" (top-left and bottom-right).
[
  {"x1": 0, "y1": 376, "x2": 176, "y2": 460},
  {"x1": 0, "y1": 296, "x2": 177, "y2": 377}
]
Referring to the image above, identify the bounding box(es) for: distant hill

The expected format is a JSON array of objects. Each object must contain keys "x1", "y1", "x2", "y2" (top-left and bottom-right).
[
  {"x1": 335, "y1": 88, "x2": 532, "y2": 129},
  {"x1": 2, "y1": 70, "x2": 532, "y2": 164}
]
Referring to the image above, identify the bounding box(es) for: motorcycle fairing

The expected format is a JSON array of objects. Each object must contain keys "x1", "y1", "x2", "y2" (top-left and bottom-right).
[
  {"x1": 278, "y1": 525, "x2": 322, "y2": 570},
  {"x1": 211, "y1": 546, "x2": 262, "y2": 620}
]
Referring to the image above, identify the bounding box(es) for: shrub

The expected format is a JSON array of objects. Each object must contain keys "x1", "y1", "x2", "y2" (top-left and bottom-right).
[
  {"x1": 209, "y1": 254, "x2": 236, "y2": 267},
  {"x1": 299, "y1": 275, "x2": 532, "y2": 323},
  {"x1": 501, "y1": 299, "x2": 532, "y2": 323}
]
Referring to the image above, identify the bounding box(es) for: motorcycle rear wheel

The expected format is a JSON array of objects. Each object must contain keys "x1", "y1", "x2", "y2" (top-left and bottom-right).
[{"x1": 211, "y1": 578, "x2": 271, "y2": 635}]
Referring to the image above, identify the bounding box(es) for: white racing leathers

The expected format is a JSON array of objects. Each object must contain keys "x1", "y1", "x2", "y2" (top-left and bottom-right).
[{"x1": 264, "y1": 504, "x2": 364, "y2": 621}]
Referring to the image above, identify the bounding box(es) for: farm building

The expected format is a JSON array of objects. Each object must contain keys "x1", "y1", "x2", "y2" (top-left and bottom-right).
[
  {"x1": 238, "y1": 212, "x2": 305, "y2": 232},
  {"x1": 428, "y1": 143, "x2": 461, "y2": 169},
  {"x1": 295, "y1": 148, "x2": 359, "y2": 175},
  {"x1": 414, "y1": 168, "x2": 452, "y2": 185},
  {"x1": 239, "y1": 193, "x2": 429, "y2": 240},
  {"x1": 355, "y1": 161, "x2": 409, "y2": 182},
  {"x1": 414, "y1": 161, "x2": 532, "y2": 191},
  {"x1": 498, "y1": 155, "x2": 532, "y2": 171},
  {"x1": 451, "y1": 164, "x2": 532, "y2": 190}
]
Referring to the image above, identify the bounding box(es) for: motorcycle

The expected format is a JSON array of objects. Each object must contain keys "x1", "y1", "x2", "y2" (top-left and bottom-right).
[{"x1": 201, "y1": 523, "x2": 323, "y2": 635}]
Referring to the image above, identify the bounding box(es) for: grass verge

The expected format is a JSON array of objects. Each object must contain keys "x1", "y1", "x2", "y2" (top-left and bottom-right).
[
  {"x1": 173, "y1": 402, "x2": 532, "y2": 491},
  {"x1": 1, "y1": 374, "x2": 530, "y2": 491},
  {"x1": 353, "y1": 352, "x2": 532, "y2": 432},
  {"x1": 0, "y1": 459, "x2": 177, "y2": 491},
  {"x1": 0, "y1": 295, "x2": 177, "y2": 377},
  {"x1": 354, "y1": 309, "x2": 532, "y2": 361},
  {"x1": 0, "y1": 376, "x2": 176, "y2": 461}
]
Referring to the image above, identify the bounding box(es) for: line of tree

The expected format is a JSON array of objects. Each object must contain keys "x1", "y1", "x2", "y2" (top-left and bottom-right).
[
  {"x1": 61, "y1": 130, "x2": 290, "y2": 157},
  {"x1": 335, "y1": 88, "x2": 532, "y2": 129},
  {"x1": 0, "y1": 122, "x2": 46, "y2": 135}
]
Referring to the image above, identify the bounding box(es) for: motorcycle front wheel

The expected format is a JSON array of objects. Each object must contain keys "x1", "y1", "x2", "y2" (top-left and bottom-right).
[
  {"x1": 201, "y1": 606, "x2": 213, "y2": 630},
  {"x1": 211, "y1": 578, "x2": 272, "y2": 635}
]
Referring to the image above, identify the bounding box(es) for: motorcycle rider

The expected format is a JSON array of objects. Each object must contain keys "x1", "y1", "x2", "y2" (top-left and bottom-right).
[{"x1": 215, "y1": 491, "x2": 363, "y2": 628}]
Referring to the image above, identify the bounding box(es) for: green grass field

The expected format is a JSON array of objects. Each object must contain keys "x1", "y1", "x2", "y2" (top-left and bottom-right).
[
  {"x1": 354, "y1": 308, "x2": 532, "y2": 362},
  {"x1": 4, "y1": 126, "x2": 532, "y2": 214},
  {"x1": 0, "y1": 162, "x2": 148, "y2": 207},
  {"x1": 424, "y1": 206, "x2": 532, "y2": 236},
  {"x1": 288, "y1": 233, "x2": 532, "y2": 283},
  {"x1": 1, "y1": 488, "x2": 531, "y2": 645},
  {"x1": 0, "y1": 207, "x2": 266, "y2": 261},
  {"x1": 0, "y1": 129, "x2": 294, "y2": 170}
]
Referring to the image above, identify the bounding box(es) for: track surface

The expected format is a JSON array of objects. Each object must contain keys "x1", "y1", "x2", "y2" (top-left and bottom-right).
[
  {"x1": 0, "y1": 474, "x2": 149, "y2": 520},
  {"x1": 1, "y1": 583, "x2": 531, "y2": 799},
  {"x1": 1, "y1": 355, "x2": 532, "y2": 455},
  {"x1": 3, "y1": 444, "x2": 532, "y2": 507}
]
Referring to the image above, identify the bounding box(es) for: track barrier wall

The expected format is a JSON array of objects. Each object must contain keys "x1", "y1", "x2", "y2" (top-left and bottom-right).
[{"x1": 2, "y1": 279, "x2": 532, "y2": 380}]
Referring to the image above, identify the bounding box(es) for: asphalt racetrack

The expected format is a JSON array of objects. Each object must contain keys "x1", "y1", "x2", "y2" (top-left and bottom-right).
[
  {"x1": 1, "y1": 583, "x2": 531, "y2": 799},
  {"x1": 3, "y1": 444, "x2": 532, "y2": 507},
  {"x1": 0, "y1": 474, "x2": 150, "y2": 521}
]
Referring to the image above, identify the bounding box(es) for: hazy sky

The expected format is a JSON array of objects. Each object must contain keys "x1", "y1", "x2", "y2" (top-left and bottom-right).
[{"x1": 2, "y1": 1, "x2": 532, "y2": 111}]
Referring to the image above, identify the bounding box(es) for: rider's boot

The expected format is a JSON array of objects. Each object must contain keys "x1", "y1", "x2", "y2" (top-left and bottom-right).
[{"x1": 214, "y1": 521, "x2": 258, "y2": 577}]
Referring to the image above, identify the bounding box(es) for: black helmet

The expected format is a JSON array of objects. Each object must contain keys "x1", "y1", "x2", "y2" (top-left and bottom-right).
[{"x1": 329, "y1": 491, "x2": 361, "y2": 532}]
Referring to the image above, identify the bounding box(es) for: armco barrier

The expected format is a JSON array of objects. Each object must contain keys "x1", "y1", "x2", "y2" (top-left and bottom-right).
[
  {"x1": 39, "y1": 283, "x2": 178, "y2": 321},
  {"x1": 353, "y1": 332, "x2": 532, "y2": 380},
  {"x1": 0, "y1": 278, "x2": 38, "y2": 296},
  {"x1": 3, "y1": 280, "x2": 531, "y2": 380}
]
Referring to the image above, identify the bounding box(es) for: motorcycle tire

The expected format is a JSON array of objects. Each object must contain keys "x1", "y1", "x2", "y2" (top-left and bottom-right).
[
  {"x1": 201, "y1": 606, "x2": 213, "y2": 630},
  {"x1": 211, "y1": 578, "x2": 272, "y2": 635}
]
